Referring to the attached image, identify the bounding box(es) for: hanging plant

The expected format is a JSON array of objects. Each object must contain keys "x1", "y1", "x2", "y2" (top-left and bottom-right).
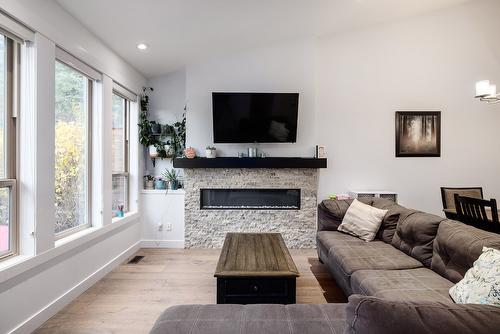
[{"x1": 138, "y1": 87, "x2": 186, "y2": 165}]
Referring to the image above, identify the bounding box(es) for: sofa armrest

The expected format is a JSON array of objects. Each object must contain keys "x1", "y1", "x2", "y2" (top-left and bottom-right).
[
  {"x1": 317, "y1": 199, "x2": 353, "y2": 231},
  {"x1": 345, "y1": 294, "x2": 500, "y2": 334}
]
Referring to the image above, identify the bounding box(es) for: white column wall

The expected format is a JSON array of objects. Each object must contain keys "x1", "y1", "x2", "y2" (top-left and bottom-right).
[{"x1": 33, "y1": 33, "x2": 55, "y2": 254}]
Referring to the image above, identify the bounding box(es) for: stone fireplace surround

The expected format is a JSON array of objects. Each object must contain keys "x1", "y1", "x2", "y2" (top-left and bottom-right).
[{"x1": 184, "y1": 168, "x2": 319, "y2": 248}]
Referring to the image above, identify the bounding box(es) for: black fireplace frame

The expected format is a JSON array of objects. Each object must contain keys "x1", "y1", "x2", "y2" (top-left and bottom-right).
[{"x1": 199, "y1": 188, "x2": 301, "y2": 210}]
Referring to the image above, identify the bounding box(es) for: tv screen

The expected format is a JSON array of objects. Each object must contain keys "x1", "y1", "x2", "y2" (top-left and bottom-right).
[{"x1": 212, "y1": 92, "x2": 299, "y2": 143}]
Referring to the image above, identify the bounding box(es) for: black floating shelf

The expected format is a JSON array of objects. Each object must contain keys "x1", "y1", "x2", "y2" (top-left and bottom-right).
[{"x1": 173, "y1": 157, "x2": 327, "y2": 169}]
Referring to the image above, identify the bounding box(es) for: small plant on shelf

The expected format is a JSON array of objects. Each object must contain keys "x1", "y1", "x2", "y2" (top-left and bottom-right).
[
  {"x1": 163, "y1": 168, "x2": 180, "y2": 190},
  {"x1": 205, "y1": 145, "x2": 217, "y2": 158},
  {"x1": 143, "y1": 175, "x2": 155, "y2": 189}
]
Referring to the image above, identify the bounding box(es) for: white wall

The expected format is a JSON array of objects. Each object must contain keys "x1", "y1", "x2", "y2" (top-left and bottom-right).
[
  {"x1": 186, "y1": 39, "x2": 318, "y2": 158},
  {"x1": 141, "y1": 191, "x2": 185, "y2": 248},
  {"x1": 316, "y1": 0, "x2": 500, "y2": 214}
]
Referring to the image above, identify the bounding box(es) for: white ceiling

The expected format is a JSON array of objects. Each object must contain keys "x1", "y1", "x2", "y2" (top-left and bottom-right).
[{"x1": 56, "y1": 0, "x2": 472, "y2": 78}]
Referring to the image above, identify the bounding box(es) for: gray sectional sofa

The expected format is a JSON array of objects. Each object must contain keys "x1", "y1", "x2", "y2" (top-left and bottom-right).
[{"x1": 151, "y1": 198, "x2": 500, "y2": 334}]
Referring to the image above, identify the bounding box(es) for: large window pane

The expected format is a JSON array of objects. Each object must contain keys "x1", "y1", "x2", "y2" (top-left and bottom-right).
[
  {"x1": 0, "y1": 33, "x2": 16, "y2": 259},
  {"x1": 112, "y1": 174, "x2": 128, "y2": 216},
  {"x1": 0, "y1": 187, "x2": 10, "y2": 254},
  {"x1": 112, "y1": 93, "x2": 129, "y2": 218},
  {"x1": 55, "y1": 61, "x2": 90, "y2": 234},
  {"x1": 0, "y1": 36, "x2": 5, "y2": 179},
  {"x1": 112, "y1": 94, "x2": 125, "y2": 171}
]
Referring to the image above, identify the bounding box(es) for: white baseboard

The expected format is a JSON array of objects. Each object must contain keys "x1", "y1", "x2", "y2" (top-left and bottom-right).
[
  {"x1": 140, "y1": 239, "x2": 185, "y2": 248},
  {"x1": 11, "y1": 241, "x2": 141, "y2": 334}
]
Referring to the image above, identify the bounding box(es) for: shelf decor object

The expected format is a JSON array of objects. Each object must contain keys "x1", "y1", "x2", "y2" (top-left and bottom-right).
[{"x1": 475, "y1": 80, "x2": 500, "y2": 104}]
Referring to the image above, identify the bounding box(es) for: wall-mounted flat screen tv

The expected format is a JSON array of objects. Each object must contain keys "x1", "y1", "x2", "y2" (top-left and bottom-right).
[{"x1": 212, "y1": 92, "x2": 299, "y2": 143}]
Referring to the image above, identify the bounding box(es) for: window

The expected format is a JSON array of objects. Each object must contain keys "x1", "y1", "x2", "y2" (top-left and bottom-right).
[
  {"x1": 112, "y1": 93, "x2": 129, "y2": 217},
  {"x1": 54, "y1": 61, "x2": 92, "y2": 236},
  {"x1": 0, "y1": 34, "x2": 18, "y2": 259}
]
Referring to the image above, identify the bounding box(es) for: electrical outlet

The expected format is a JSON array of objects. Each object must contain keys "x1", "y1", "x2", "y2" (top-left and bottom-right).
[
  {"x1": 166, "y1": 223, "x2": 172, "y2": 231},
  {"x1": 158, "y1": 223, "x2": 163, "y2": 231}
]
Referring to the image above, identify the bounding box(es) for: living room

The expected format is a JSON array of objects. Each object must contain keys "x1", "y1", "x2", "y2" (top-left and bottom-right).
[{"x1": 0, "y1": 0, "x2": 499, "y2": 333}]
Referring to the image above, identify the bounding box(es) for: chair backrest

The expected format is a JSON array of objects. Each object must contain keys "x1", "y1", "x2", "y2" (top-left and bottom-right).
[
  {"x1": 440, "y1": 187, "x2": 483, "y2": 211},
  {"x1": 454, "y1": 194, "x2": 499, "y2": 233}
]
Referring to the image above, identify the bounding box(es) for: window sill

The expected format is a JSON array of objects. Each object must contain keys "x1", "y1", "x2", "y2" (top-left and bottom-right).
[
  {"x1": 0, "y1": 212, "x2": 140, "y2": 285},
  {"x1": 112, "y1": 211, "x2": 140, "y2": 224}
]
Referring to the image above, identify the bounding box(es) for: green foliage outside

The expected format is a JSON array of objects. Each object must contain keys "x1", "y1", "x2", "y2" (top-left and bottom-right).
[{"x1": 54, "y1": 62, "x2": 87, "y2": 233}]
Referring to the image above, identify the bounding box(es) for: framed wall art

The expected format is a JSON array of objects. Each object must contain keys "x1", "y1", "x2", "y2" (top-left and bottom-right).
[{"x1": 395, "y1": 111, "x2": 441, "y2": 157}]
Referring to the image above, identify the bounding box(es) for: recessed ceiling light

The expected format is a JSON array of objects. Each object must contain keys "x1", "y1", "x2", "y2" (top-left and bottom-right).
[{"x1": 137, "y1": 43, "x2": 148, "y2": 50}]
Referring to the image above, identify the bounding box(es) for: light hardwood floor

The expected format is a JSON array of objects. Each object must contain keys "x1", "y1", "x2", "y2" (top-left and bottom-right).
[{"x1": 36, "y1": 248, "x2": 345, "y2": 334}]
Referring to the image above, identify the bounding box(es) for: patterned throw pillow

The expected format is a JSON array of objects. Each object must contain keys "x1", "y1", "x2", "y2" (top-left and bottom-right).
[
  {"x1": 338, "y1": 199, "x2": 388, "y2": 242},
  {"x1": 449, "y1": 247, "x2": 500, "y2": 306}
]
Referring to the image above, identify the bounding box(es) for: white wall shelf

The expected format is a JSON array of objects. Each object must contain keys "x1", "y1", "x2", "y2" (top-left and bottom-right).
[{"x1": 141, "y1": 189, "x2": 185, "y2": 195}]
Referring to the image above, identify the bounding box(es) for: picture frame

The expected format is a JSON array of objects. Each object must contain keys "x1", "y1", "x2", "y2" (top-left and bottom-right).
[
  {"x1": 395, "y1": 111, "x2": 441, "y2": 157},
  {"x1": 315, "y1": 145, "x2": 326, "y2": 158}
]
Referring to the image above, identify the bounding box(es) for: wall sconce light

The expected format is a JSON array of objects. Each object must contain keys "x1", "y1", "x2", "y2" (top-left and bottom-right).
[{"x1": 475, "y1": 80, "x2": 500, "y2": 103}]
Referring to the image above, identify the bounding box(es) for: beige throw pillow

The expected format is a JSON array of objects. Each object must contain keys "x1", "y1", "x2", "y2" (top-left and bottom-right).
[{"x1": 338, "y1": 199, "x2": 388, "y2": 242}]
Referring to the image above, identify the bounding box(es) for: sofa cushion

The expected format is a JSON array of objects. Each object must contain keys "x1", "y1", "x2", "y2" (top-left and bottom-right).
[
  {"x1": 323, "y1": 231, "x2": 423, "y2": 274},
  {"x1": 150, "y1": 304, "x2": 347, "y2": 334},
  {"x1": 391, "y1": 210, "x2": 445, "y2": 267},
  {"x1": 431, "y1": 220, "x2": 500, "y2": 283},
  {"x1": 371, "y1": 198, "x2": 408, "y2": 243},
  {"x1": 345, "y1": 294, "x2": 500, "y2": 334},
  {"x1": 317, "y1": 231, "x2": 422, "y2": 294},
  {"x1": 351, "y1": 268, "x2": 454, "y2": 303}
]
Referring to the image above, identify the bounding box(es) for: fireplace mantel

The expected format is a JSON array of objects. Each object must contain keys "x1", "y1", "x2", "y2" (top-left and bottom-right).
[{"x1": 173, "y1": 157, "x2": 327, "y2": 169}]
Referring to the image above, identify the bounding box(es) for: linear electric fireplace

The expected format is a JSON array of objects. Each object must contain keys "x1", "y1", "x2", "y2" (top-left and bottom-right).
[{"x1": 200, "y1": 188, "x2": 301, "y2": 210}]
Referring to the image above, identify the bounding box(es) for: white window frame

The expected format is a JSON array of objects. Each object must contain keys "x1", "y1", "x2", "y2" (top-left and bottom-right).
[
  {"x1": 0, "y1": 35, "x2": 20, "y2": 260},
  {"x1": 54, "y1": 52, "x2": 97, "y2": 240},
  {"x1": 111, "y1": 91, "x2": 130, "y2": 216}
]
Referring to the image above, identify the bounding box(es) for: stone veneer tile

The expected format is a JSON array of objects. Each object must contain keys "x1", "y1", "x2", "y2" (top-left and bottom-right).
[{"x1": 184, "y1": 168, "x2": 318, "y2": 248}]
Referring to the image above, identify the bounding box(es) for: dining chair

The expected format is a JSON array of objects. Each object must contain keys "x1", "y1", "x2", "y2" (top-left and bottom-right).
[
  {"x1": 454, "y1": 194, "x2": 500, "y2": 233},
  {"x1": 440, "y1": 187, "x2": 483, "y2": 219}
]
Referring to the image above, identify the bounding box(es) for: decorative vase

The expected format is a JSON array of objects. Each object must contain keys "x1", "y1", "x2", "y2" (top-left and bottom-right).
[
  {"x1": 205, "y1": 148, "x2": 216, "y2": 158},
  {"x1": 154, "y1": 179, "x2": 167, "y2": 190},
  {"x1": 164, "y1": 144, "x2": 173, "y2": 158},
  {"x1": 149, "y1": 145, "x2": 159, "y2": 158},
  {"x1": 169, "y1": 180, "x2": 179, "y2": 190},
  {"x1": 144, "y1": 180, "x2": 154, "y2": 189},
  {"x1": 184, "y1": 147, "x2": 196, "y2": 159}
]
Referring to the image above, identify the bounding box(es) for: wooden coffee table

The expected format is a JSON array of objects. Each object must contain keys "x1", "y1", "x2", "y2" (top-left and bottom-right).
[{"x1": 214, "y1": 232, "x2": 299, "y2": 304}]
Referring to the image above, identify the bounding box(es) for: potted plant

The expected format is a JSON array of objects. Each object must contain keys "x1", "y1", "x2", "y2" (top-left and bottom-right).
[
  {"x1": 154, "y1": 177, "x2": 167, "y2": 190},
  {"x1": 205, "y1": 145, "x2": 217, "y2": 158},
  {"x1": 149, "y1": 145, "x2": 159, "y2": 159},
  {"x1": 163, "y1": 168, "x2": 180, "y2": 190},
  {"x1": 150, "y1": 121, "x2": 162, "y2": 136},
  {"x1": 144, "y1": 175, "x2": 155, "y2": 189}
]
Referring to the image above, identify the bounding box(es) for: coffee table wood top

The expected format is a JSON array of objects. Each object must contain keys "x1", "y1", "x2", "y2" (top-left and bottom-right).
[{"x1": 215, "y1": 233, "x2": 300, "y2": 278}]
